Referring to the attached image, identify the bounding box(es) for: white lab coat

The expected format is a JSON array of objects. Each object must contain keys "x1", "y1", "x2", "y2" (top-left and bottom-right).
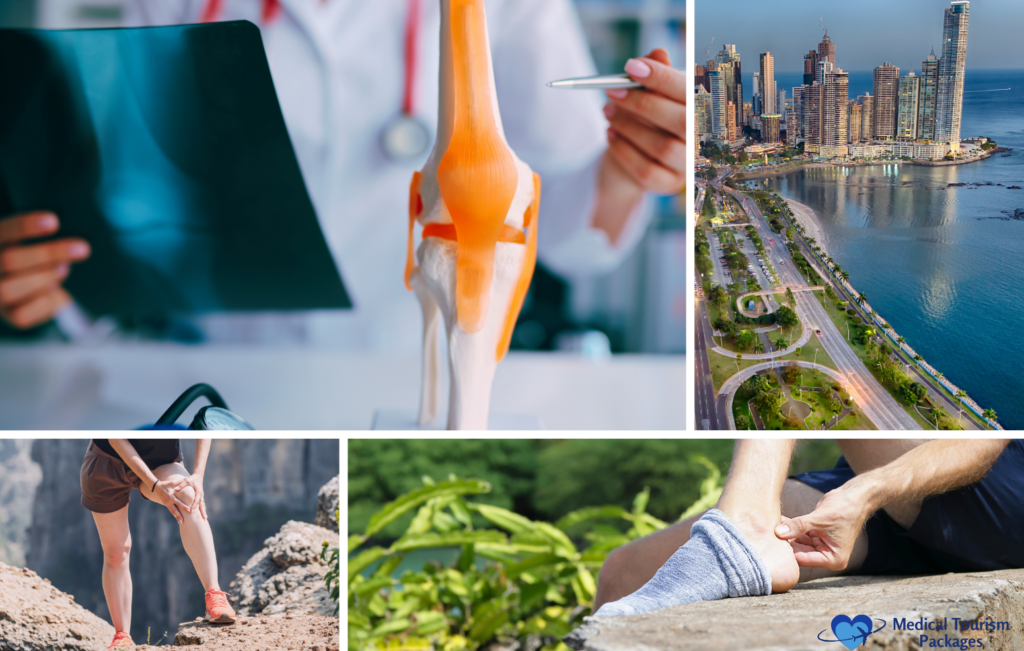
[{"x1": 121, "y1": 0, "x2": 651, "y2": 350}]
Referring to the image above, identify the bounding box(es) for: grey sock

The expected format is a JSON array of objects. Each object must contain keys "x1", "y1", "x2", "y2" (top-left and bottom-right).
[{"x1": 594, "y1": 509, "x2": 772, "y2": 617}]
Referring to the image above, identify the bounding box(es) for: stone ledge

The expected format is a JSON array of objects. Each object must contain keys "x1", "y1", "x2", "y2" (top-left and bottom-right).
[{"x1": 565, "y1": 570, "x2": 1024, "y2": 651}]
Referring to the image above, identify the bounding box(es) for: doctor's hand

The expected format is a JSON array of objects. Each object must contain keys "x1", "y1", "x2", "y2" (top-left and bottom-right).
[
  {"x1": 0, "y1": 211, "x2": 90, "y2": 329},
  {"x1": 603, "y1": 48, "x2": 686, "y2": 196}
]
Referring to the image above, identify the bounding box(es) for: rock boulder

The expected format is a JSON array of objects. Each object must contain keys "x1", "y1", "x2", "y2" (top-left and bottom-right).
[
  {"x1": 566, "y1": 570, "x2": 1024, "y2": 651},
  {"x1": 316, "y1": 476, "x2": 339, "y2": 532},
  {"x1": 0, "y1": 562, "x2": 115, "y2": 651}
]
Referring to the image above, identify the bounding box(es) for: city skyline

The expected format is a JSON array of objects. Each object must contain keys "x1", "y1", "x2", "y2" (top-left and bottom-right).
[{"x1": 697, "y1": 0, "x2": 1018, "y2": 73}]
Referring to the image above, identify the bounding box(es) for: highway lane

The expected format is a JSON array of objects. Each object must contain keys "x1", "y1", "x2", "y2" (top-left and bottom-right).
[
  {"x1": 720, "y1": 183, "x2": 920, "y2": 431},
  {"x1": 695, "y1": 297, "x2": 725, "y2": 430}
]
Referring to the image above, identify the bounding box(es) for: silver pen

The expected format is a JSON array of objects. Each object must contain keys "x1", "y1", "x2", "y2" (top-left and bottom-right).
[{"x1": 546, "y1": 73, "x2": 644, "y2": 90}]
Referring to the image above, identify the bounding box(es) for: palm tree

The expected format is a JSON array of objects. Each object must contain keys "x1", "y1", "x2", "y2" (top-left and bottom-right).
[
  {"x1": 983, "y1": 408, "x2": 997, "y2": 425},
  {"x1": 914, "y1": 354, "x2": 923, "y2": 363},
  {"x1": 754, "y1": 339, "x2": 765, "y2": 354},
  {"x1": 955, "y1": 390, "x2": 967, "y2": 425},
  {"x1": 839, "y1": 270, "x2": 850, "y2": 283},
  {"x1": 774, "y1": 336, "x2": 788, "y2": 351},
  {"x1": 897, "y1": 336, "x2": 906, "y2": 347},
  {"x1": 735, "y1": 353, "x2": 743, "y2": 374}
]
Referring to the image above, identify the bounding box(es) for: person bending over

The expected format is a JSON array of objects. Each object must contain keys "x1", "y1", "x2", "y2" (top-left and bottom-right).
[
  {"x1": 594, "y1": 439, "x2": 1020, "y2": 616},
  {"x1": 81, "y1": 439, "x2": 235, "y2": 649}
]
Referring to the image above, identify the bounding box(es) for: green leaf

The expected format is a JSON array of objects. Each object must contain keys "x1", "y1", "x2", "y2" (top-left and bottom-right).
[
  {"x1": 518, "y1": 579, "x2": 549, "y2": 612},
  {"x1": 364, "y1": 478, "x2": 492, "y2": 538},
  {"x1": 431, "y1": 510, "x2": 461, "y2": 533},
  {"x1": 348, "y1": 534, "x2": 366, "y2": 554},
  {"x1": 468, "y1": 603, "x2": 510, "y2": 643},
  {"x1": 348, "y1": 547, "x2": 388, "y2": 583},
  {"x1": 504, "y1": 553, "x2": 566, "y2": 577},
  {"x1": 369, "y1": 617, "x2": 412, "y2": 638},
  {"x1": 456, "y1": 544, "x2": 476, "y2": 573},
  {"x1": 406, "y1": 502, "x2": 435, "y2": 536},
  {"x1": 347, "y1": 611, "x2": 372, "y2": 632},
  {"x1": 534, "y1": 522, "x2": 578, "y2": 556},
  {"x1": 414, "y1": 611, "x2": 448, "y2": 636},
  {"x1": 449, "y1": 498, "x2": 474, "y2": 528},
  {"x1": 555, "y1": 506, "x2": 632, "y2": 531},
  {"x1": 632, "y1": 487, "x2": 651, "y2": 515},
  {"x1": 469, "y1": 503, "x2": 536, "y2": 535},
  {"x1": 352, "y1": 575, "x2": 395, "y2": 596},
  {"x1": 390, "y1": 530, "x2": 506, "y2": 552},
  {"x1": 372, "y1": 552, "x2": 406, "y2": 579}
]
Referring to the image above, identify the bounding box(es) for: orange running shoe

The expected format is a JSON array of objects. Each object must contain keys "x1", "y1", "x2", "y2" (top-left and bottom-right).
[
  {"x1": 106, "y1": 632, "x2": 134, "y2": 649},
  {"x1": 205, "y1": 588, "x2": 236, "y2": 624}
]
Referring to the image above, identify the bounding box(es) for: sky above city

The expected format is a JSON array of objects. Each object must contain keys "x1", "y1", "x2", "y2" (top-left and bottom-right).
[{"x1": 697, "y1": 0, "x2": 1024, "y2": 74}]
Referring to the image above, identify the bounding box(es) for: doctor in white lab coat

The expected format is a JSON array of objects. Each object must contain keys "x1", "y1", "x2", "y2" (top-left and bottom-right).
[{"x1": 0, "y1": 0, "x2": 686, "y2": 351}]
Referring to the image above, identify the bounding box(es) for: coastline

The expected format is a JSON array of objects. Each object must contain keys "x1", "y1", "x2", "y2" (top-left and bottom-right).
[
  {"x1": 734, "y1": 146, "x2": 1010, "y2": 181},
  {"x1": 777, "y1": 195, "x2": 1000, "y2": 430}
]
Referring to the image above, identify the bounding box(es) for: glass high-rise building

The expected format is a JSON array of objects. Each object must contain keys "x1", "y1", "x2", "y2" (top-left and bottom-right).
[
  {"x1": 760, "y1": 51, "x2": 776, "y2": 114},
  {"x1": 897, "y1": 72, "x2": 920, "y2": 141},
  {"x1": 872, "y1": 62, "x2": 900, "y2": 140},
  {"x1": 935, "y1": 0, "x2": 969, "y2": 148},
  {"x1": 709, "y1": 69, "x2": 728, "y2": 139},
  {"x1": 695, "y1": 86, "x2": 713, "y2": 137},
  {"x1": 716, "y1": 45, "x2": 744, "y2": 128},
  {"x1": 917, "y1": 50, "x2": 939, "y2": 141}
]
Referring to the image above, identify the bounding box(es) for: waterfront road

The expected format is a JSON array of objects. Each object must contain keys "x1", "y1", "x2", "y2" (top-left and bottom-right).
[
  {"x1": 696, "y1": 295, "x2": 728, "y2": 430},
  {"x1": 719, "y1": 183, "x2": 920, "y2": 431}
]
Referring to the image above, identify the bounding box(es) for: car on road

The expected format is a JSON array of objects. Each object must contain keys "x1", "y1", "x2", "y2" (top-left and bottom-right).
[
  {"x1": 780, "y1": 261, "x2": 784, "y2": 266},
  {"x1": 770, "y1": 239, "x2": 774, "y2": 244},
  {"x1": 816, "y1": 329, "x2": 822, "y2": 337}
]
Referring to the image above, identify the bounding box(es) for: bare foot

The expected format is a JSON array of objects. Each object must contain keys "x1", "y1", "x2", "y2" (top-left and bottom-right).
[{"x1": 726, "y1": 512, "x2": 800, "y2": 594}]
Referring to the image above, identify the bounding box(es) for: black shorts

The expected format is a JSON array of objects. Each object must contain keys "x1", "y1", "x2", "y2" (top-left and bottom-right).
[{"x1": 792, "y1": 440, "x2": 1024, "y2": 574}]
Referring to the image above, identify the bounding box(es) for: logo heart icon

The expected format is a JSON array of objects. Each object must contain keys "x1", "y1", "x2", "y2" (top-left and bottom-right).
[{"x1": 831, "y1": 614, "x2": 874, "y2": 650}]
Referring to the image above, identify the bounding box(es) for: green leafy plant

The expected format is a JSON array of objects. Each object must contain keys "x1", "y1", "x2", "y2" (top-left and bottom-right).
[
  {"x1": 323, "y1": 506, "x2": 342, "y2": 615},
  {"x1": 349, "y1": 467, "x2": 722, "y2": 651}
]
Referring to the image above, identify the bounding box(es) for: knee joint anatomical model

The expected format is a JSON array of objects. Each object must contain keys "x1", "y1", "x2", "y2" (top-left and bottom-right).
[{"x1": 405, "y1": 0, "x2": 541, "y2": 430}]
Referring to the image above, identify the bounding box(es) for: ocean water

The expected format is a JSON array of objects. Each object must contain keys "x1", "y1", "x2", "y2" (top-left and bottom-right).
[{"x1": 764, "y1": 69, "x2": 1024, "y2": 430}]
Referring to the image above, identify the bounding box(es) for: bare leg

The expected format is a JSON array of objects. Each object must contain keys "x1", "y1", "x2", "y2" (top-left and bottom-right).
[
  {"x1": 153, "y1": 463, "x2": 220, "y2": 591},
  {"x1": 594, "y1": 440, "x2": 801, "y2": 609},
  {"x1": 92, "y1": 506, "x2": 132, "y2": 634},
  {"x1": 593, "y1": 440, "x2": 927, "y2": 608}
]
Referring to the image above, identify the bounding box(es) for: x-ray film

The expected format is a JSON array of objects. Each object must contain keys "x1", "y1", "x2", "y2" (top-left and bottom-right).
[{"x1": 0, "y1": 21, "x2": 351, "y2": 317}]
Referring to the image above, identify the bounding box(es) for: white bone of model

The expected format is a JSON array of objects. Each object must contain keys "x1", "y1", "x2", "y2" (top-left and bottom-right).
[{"x1": 406, "y1": 0, "x2": 539, "y2": 430}]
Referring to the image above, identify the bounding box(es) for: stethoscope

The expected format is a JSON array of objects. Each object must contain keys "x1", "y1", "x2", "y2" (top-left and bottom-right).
[
  {"x1": 381, "y1": 0, "x2": 433, "y2": 160},
  {"x1": 202, "y1": 0, "x2": 432, "y2": 162}
]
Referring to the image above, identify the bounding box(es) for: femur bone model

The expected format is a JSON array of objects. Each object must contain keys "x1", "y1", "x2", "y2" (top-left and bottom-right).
[{"x1": 405, "y1": 0, "x2": 541, "y2": 430}]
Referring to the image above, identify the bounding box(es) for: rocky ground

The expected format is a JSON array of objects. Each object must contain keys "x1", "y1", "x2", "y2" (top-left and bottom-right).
[
  {"x1": 230, "y1": 520, "x2": 339, "y2": 617},
  {"x1": 0, "y1": 474, "x2": 340, "y2": 650},
  {"x1": 132, "y1": 614, "x2": 339, "y2": 651},
  {"x1": 566, "y1": 569, "x2": 1024, "y2": 651},
  {"x1": 0, "y1": 562, "x2": 114, "y2": 651}
]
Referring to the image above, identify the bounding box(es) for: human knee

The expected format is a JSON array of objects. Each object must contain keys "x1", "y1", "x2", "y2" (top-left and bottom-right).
[
  {"x1": 597, "y1": 545, "x2": 632, "y2": 594},
  {"x1": 103, "y1": 540, "x2": 131, "y2": 568}
]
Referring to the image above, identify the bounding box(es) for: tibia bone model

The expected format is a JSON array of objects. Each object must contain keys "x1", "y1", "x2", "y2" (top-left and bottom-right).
[{"x1": 405, "y1": 0, "x2": 541, "y2": 430}]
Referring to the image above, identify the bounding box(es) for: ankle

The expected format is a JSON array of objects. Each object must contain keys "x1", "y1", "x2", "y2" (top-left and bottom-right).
[{"x1": 715, "y1": 507, "x2": 779, "y2": 538}]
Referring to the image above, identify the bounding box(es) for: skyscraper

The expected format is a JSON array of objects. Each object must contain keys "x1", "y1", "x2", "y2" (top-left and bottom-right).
[
  {"x1": 709, "y1": 69, "x2": 728, "y2": 139},
  {"x1": 818, "y1": 31, "x2": 836, "y2": 68},
  {"x1": 803, "y1": 67, "x2": 848, "y2": 148},
  {"x1": 716, "y1": 45, "x2": 744, "y2": 127},
  {"x1": 917, "y1": 50, "x2": 939, "y2": 141},
  {"x1": 752, "y1": 72, "x2": 762, "y2": 116},
  {"x1": 849, "y1": 101, "x2": 863, "y2": 143},
  {"x1": 859, "y1": 94, "x2": 874, "y2": 142},
  {"x1": 695, "y1": 85, "x2": 713, "y2": 138},
  {"x1": 726, "y1": 101, "x2": 737, "y2": 141},
  {"x1": 803, "y1": 50, "x2": 819, "y2": 86},
  {"x1": 936, "y1": 1, "x2": 970, "y2": 148},
  {"x1": 761, "y1": 114, "x2": 781, "y2": 144},
  {"x1": 694, "y1": 65, "x2": 710, "y2": 93},
  {"x1": 760, "y1": 52, "x2": 776, "y2": 114},
  {"x1": 873, "y1": 62, "x2": 900, "y2": 140},
  {"x1": 897, "y1": 73, "x2": 920, "y2": 141}
]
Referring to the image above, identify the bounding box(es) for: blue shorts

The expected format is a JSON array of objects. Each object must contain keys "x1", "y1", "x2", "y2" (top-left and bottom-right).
[{"x1": 792, "y1": 440, "x2": 1024, "y2": 574}]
